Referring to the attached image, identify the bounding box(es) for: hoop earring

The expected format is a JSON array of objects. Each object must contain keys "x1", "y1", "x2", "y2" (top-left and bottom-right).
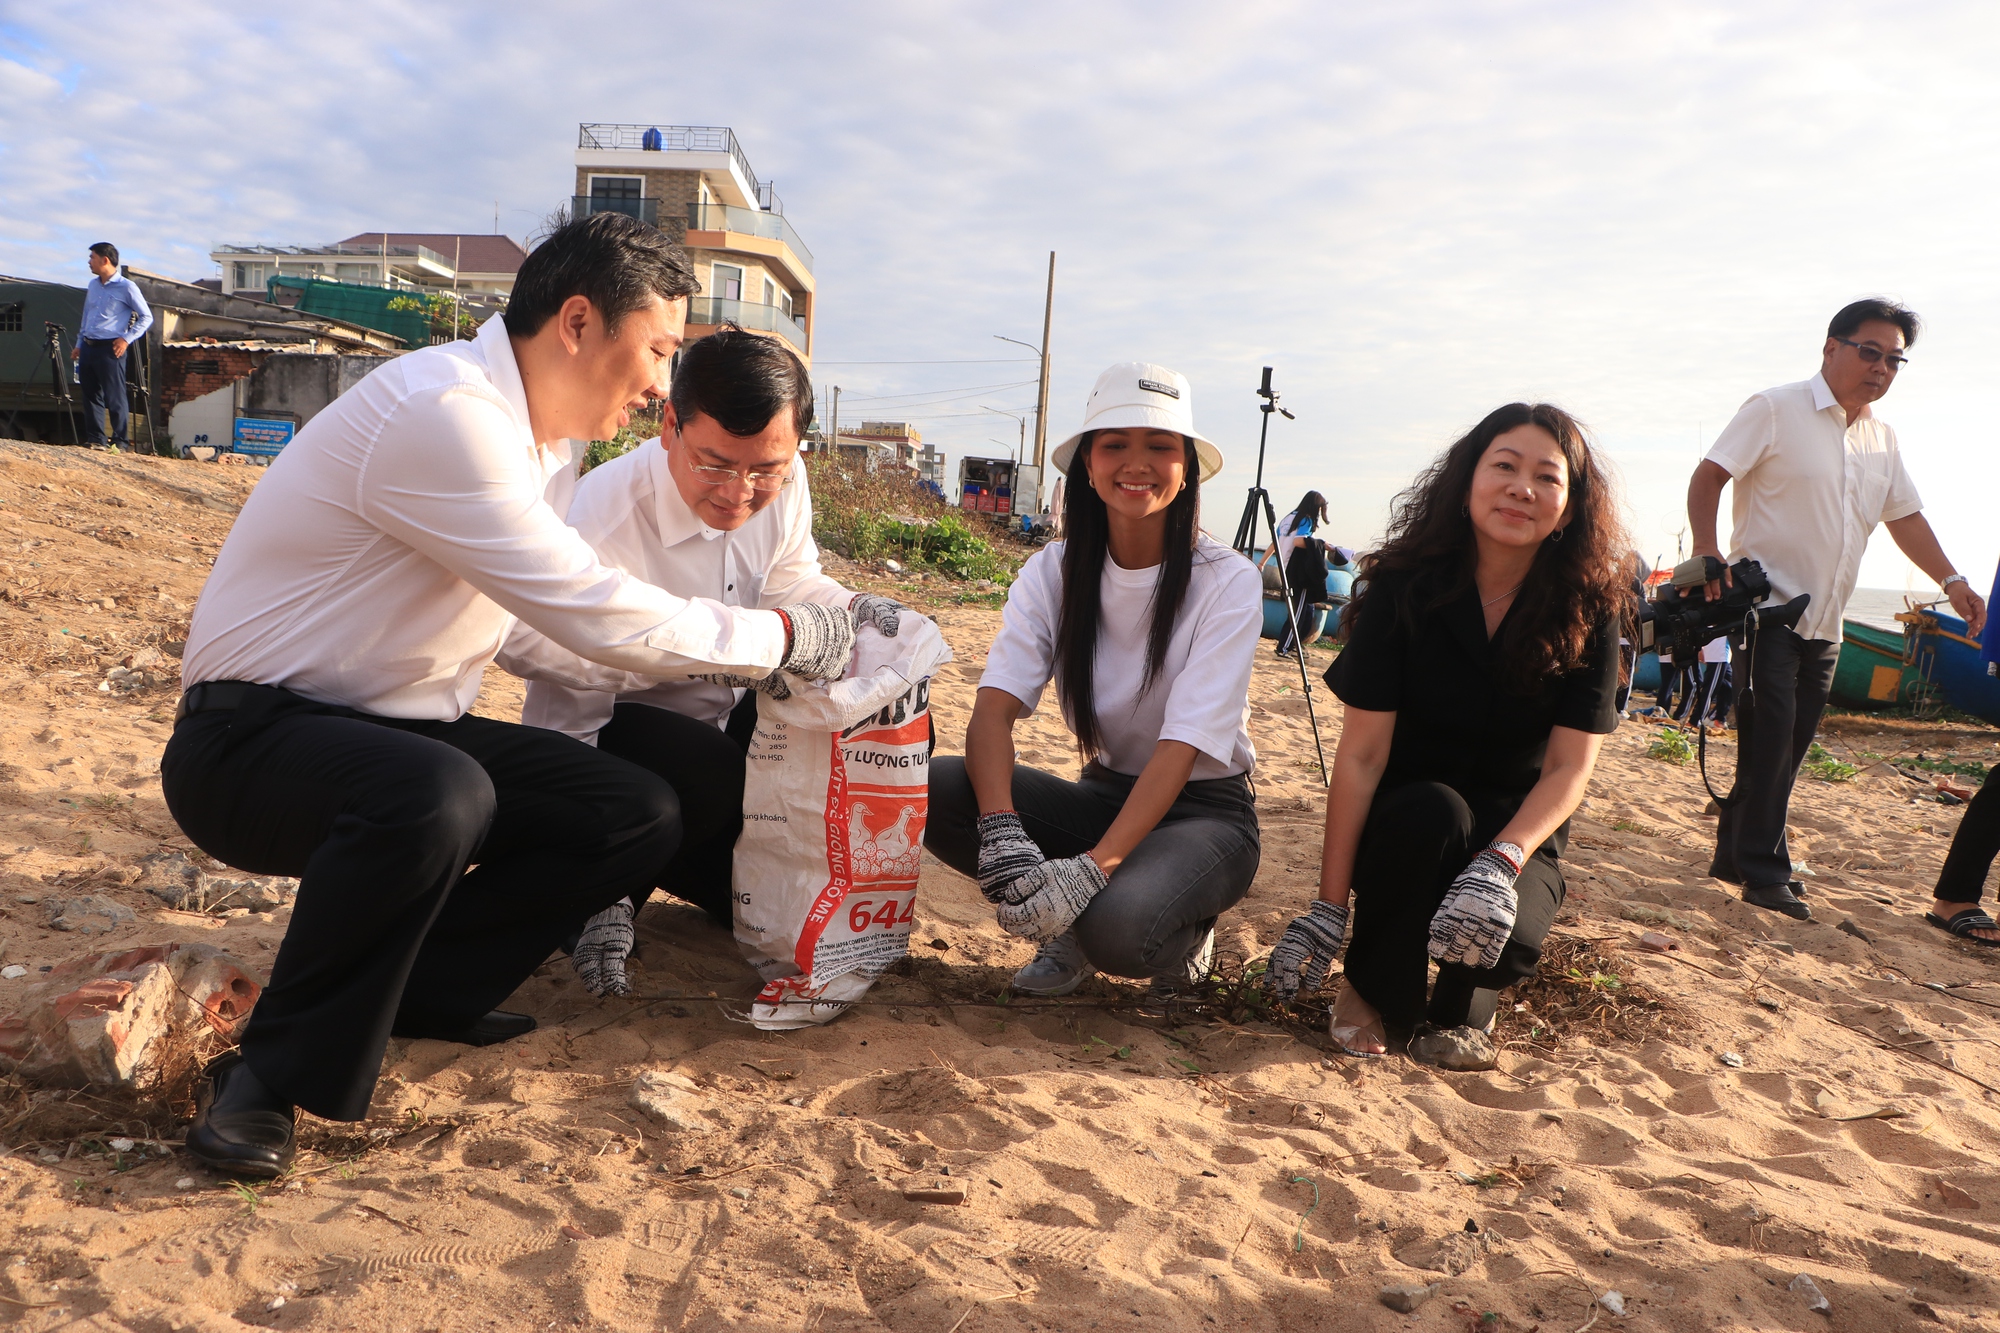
[
  {"x1": 1548, "y1": 527, "x2": 1566, "y2": 544},
  {"x1": 1461, "y1": 503, "x2": 1470, "y2": 517}
]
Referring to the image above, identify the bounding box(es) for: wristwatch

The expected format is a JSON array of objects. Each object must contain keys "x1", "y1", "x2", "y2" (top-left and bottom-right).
[{"x1": 1942, "y1": 573, "x2": 1970, "y2": 591}]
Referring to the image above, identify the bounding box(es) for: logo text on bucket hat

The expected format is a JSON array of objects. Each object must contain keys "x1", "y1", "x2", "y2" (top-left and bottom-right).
[{"x1": 1136, "y1": 378, "x2": 1181, "y2": 399}]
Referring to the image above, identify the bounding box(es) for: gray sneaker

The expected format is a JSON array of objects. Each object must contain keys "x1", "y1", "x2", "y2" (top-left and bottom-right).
[
  {"x1": 1142, "y1": 925, "x2": 1217, "y2": 1014},
  {"x1": 1011, "y1": 931, "x2": 1095, "y2": 996}
]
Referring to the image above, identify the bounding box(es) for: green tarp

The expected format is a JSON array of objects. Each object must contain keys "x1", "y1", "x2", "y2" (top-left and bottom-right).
[{"x1": 266, "y1": 275, "x2": 424, "y2": 349}]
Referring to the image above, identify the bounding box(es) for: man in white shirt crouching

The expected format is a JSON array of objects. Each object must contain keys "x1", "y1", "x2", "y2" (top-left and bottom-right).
[
  {"x1": 515, "y1": 326, "x2": 901, "y2": 994},
  {"x1": 162, "y1": 216, "x2": 863, "y2": 1177}
]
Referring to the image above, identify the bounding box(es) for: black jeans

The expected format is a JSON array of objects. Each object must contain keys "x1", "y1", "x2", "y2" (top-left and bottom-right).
[
  {"x1": 1342, "y1": 781, "x2": 1564, "y2": 1031},
  {"x1": 162, "y1": 684, "x2": 678, "y2": 1121},
  {"x1": 926, "y1": 758, "x2": 1261, "y2": 979},
  {"x1": 1936, "y1": 763, "x2": 2000, "y2": 906},
  {"x1": 78, "y1": 339, "x2": 127, "y2": 446},
  {"x1": 593, "y1": 696, "x2": 756, "y2": 926},
  {"x1": 1710, "y1": 627, "x2": 1839, "y2": 889}
]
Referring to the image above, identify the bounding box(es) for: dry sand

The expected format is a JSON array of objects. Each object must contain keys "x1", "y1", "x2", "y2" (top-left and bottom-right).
[{"x1": 0, "y1": 438, "x2": 1997, "y2": 1332}]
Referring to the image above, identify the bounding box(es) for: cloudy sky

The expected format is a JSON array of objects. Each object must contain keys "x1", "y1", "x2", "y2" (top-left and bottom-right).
[{"x1": 5, "y1": 1, "x2": 1999, "y2": 592}]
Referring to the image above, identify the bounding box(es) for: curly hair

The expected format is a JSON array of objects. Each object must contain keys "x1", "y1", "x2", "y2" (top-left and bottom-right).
[{"x1": 1347, "y1": 403, "x2": 1629, "y2": 694}]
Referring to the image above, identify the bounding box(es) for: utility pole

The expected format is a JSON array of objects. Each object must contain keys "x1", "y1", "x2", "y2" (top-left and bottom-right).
[
  {"x1": 1033, "y1": 251, "x2": 1054, "y2": 506},
  {"x1": 830, "y1": 385, "x2": 841, "y2": 460}
]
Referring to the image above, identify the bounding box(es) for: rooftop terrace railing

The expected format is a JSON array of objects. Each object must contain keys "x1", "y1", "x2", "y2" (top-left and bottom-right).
[
  {"x1": 577, "y1": 124, "x2": 785, "y2": 216},
  {"x1": 686, "y1": 203, "x2": 813, "y2": 273},
  {"x1": 216, "y1": 242, "x2": 453, "y2": 269}
]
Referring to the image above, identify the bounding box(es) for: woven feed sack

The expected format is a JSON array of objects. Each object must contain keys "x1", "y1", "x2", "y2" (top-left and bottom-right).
[{"x1": 733, "y1": 614, "x2": 952, "y2": 1029}]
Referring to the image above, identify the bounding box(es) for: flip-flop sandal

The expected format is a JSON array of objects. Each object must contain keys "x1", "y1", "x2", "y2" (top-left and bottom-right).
[
  {"x1": 1926, "y1": 909, "x2": 2000, "y2": 947},
  {"x1": 1329, "y1": 980, "x2": 1388, "y2": 1058}
]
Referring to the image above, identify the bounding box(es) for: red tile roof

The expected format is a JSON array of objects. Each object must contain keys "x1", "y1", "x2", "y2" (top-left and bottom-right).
[{"x1": 334, "y1": 233, "x2": 528, "y2": 276}]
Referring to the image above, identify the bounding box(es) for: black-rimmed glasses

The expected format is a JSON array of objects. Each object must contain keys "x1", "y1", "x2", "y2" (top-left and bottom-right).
[{"x1": 1835, "y1": 337, "x2": 1910, "y2": 370}]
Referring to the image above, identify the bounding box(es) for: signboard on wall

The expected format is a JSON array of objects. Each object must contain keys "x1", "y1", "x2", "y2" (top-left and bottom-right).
[{"x1": 232, "y1": 417, "x2": 295, "y2": 457}]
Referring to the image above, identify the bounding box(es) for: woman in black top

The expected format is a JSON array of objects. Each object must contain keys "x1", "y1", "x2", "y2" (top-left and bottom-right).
[{"x1": 1265, "y1": 403, "x2": 1626, "y2": 1068}]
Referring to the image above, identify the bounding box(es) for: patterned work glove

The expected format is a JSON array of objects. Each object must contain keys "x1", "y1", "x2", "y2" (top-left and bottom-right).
[
  {"x1": 849, "y1": 593, "x2": 905, "y2": 639},
  {"x1": 1427, "y1": 842, "x2": 1524, "y2": 971},
  {"x1": 694, "y1": 669, "x2": 793, "y2": 700},
  {"x1": 777, "y1": 602, "x2": 858, "y2": 682},
  {"x1": 572, "y1": 897, "x2": 636, "y2": 997},
  {"x1": 976, "y1": 810, "x2": 1047, "y2": 905},
  {"x1": 1266, "y1": 898, "x2": 1351, "y2": 1000},
  {"x1": 996, "y1": 854, "x2": 1109, "y2": 942}
]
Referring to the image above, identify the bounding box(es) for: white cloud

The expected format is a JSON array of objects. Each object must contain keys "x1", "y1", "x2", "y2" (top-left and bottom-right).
[{"x1": 5, "y1": 1, "x2": 2000, "y2": 592}]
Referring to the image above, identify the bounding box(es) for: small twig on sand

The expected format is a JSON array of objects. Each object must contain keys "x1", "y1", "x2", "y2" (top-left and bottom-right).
[{"x1": 1825, "y1": 1017, "x2": 2000, "y2": 1096}]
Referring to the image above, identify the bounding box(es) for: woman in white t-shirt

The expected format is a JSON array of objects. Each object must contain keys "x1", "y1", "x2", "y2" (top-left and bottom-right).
[{"x1": 927, "y1": 363, "x2": 1265, "y2": 1001}]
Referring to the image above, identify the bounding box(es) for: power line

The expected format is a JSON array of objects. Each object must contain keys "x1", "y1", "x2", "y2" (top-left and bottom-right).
[{"x1": 812, "y1": 357, "x2": 1037, "y2": 365}]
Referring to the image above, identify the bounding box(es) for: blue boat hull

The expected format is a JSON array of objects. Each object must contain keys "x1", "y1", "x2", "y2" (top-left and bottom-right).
[
  {"x1": 1262, "y1": 597, "x2": 1330, "y2": 643},
  {"x1": 1906, "y1": 609, "x2": 2000, "y2": 727}
]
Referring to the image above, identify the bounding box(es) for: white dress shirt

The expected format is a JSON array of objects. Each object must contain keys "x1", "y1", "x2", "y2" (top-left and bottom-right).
[
  {"x1": 1704, "y1": 373, "x2": 1923, "y2": 643},
  {"x1": 978, "y1": 536, "x2": 1263, "y2": 780},
  {"x1": 182, "y1": 315, "x2": 789, "y2": 720},
  {"x1": 518, "y1": 440, "x2": 850, "y2": 741}
]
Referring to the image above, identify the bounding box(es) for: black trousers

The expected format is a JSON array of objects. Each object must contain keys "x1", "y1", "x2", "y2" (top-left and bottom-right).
[
  {"x1": 593, "y1": 696, "x2": 755, "y2": 926},
  {"x1": 1936, "y1": 763, "x2": 2000, "y2": 906},
  {"x1": 1710, "y1": 627, "x2": 1839, "y2": 889},
  {"x1": 161, "y1": 684, "x2": 678, "y2": 1121},
  {"x1": 78, "y1": 339, "x2": 128, "y2": 446},
  {"x1": 1342, "y1": 781, "x2": 1564, "y2": 1031}
]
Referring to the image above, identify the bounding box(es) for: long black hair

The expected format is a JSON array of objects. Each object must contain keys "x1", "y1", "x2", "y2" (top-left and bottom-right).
[
  {"x1": 1288, "y1": 490, "x2": 1328, "y2": 531},
  {"x1": 1054, "y1": 431, "x2": 1202, "y2": 761},
  {"x1": 1346, "y1": 402, "x2": 1627, "y2": 694}
]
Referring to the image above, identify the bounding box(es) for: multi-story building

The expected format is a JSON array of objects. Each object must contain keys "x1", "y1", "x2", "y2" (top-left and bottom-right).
[
  {"x1": 209, "y1": 233, "x2": 526, "y2": 300},
  {"x1": 569, "y1": 124, "x2": 814, "y2": 364}
]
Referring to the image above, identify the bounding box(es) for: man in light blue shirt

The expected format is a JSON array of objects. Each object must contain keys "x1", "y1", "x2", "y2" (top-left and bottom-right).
[{"x1": 72, "y1": 242, "x2": 153, "y2": 450}]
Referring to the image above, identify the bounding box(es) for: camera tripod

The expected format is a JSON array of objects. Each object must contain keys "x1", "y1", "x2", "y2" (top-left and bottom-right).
[
  {"x1": 1230, "y1": 367, "x2": 1328, "y2": 786},
  {"x1": 0, "y1": 316, "x2": 80, "y2": 446}
]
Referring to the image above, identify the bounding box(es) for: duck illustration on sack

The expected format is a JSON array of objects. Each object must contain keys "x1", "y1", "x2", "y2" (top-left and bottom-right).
[{"x1": 848, "y1": 800, "x2": 923, "y2": 882}]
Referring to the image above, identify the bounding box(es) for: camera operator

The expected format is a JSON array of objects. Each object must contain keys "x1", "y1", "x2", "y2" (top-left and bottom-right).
[{"x1": 1686, "y1": 298, "x2": 1986, "y2": 920}]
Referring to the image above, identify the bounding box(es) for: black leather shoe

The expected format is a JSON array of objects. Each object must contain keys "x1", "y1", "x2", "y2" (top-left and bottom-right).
[
  {"x1": 1742, "y1": 883, "x2": 1812, "y2": 921},
  {"x1": 391, "y1": 1009, "x2": 537, "y2": 1047},
  {"x1": 186, "y1": 1052, "x2": 295, "y2": 1178}
]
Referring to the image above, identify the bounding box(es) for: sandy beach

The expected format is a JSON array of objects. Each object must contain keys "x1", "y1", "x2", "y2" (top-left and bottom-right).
[{"x1": 1, "y1": 438, "x2": 1997, "y2": 1332}]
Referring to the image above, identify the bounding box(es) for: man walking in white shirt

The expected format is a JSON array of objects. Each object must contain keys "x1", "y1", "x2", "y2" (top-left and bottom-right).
[
  {"x1": 1687, "y1": 298, "x2": 1986, "y2": 921},
  {"x1": 515, "y1": 326, "x2": 898, "y2": 992},
  {"x1": 162, "y1": 215, "x2": 864, "y2": 1176}
]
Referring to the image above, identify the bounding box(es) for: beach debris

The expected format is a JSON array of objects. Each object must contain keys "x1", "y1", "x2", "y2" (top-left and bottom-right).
[
  {"x1": 1756, "y1": 994, "x2": 1784, "y2": 1011},
  {"x1": 628, "y1": 1069, "x2": 710, "y2": 1132},
  {"x1": 135, "y1": 849, "x2": 296, "y2": 914},
  {"x1": 902, "y1": 1183, "x2": 967, "y2": 1205},
  {"x1": 1934, "y1": 1177, "x2": 1979, "y2": 1209},
  {"x1": 884, "y1": 559, "x2": 903, "y2": 573},
  {"x1": 1836, "y1": 918, "x2": 1876, "y2": 944},
  {"x1": 560, "y1": 1225, "x2": 591, "y2": 1240},
  {"x1": 1396, "y1": 1228, "x2": 1499, "y2": 1275},
  {"x1": 1408, "y1": 1025, "x2": 1497, "y2": 1072},
  {"x1": 1719, "y1": 1051, "x2": 1744, "y2": 1068},
  {"x1": 1, "y1": 966, "x2": 26, "y2": 980},
  {"x1": 1598, "y1": 1290, "x2": 1627, "y2": 1316},
  {"x1": 1377, "y1": 1282, "x2": 1439, "y2": 1313},
  {"x1": 45, "y1": 895, "x2": 134, "y2": 935},
  {"x1": 729, "y1": 1187, "x2": 752, "y2": 1200},
  {"x1": 266, "y1": 1297, "x2": 286, "y2": 1312},
  {"x1": 107, "y1": 1138, "x2": 135, "y2": 1153},
  {"x1": 1788, "y1": 1272, "x2": 1830, "y2": 1314},
  {"x1": 175, "y1": 1177, "x2": 195, "y2": 1190},
  {"x1": 0, "y1": 942, "x2": 261, "y2": 1088},
  {"x1": 1637, "y1": 931, "x2": 1678, "y2": 952}
]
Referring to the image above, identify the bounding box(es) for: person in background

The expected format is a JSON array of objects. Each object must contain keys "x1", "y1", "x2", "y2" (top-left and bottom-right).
[
  {"x1": 1262, "y1": 490, "x2": 1329, "y2": 658},
  {"x1": 1687, "y1": 298, "x2": 1985, "y2": 921},
  {"x1": 927, "y1": 363, "x2": 1263, "y2": 1006},
  {"x1": 1616, "y1": 550, "x2": 1649, "y2": 716},
  {"x1": 512, "y1": 325, "x2": 902, "y2": 993},
  {"x1": 73, "y1": 243, "x2": 152, "y2": 452},
  {"x1": 160, "y1": 214, "x2": 861, "y2": 1177},
  {"x1": 1265, "y1": 403, "x2": 1625, "y2": 1070},
  {"x1": 1924, "y1": 564, "x2": 2000, "y2": 947}
]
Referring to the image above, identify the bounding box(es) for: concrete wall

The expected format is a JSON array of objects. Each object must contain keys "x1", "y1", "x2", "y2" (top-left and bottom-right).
[{"x1": 241, "y1": 355, "x2": 389, "y2": 428}]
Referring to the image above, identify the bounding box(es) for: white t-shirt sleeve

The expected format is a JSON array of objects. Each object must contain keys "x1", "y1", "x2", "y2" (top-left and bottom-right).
[
  {"x1": 1157, "y1": 555, "x2": 1263, "y2": 764},
  {"x1": 976, "y1": 545, "x2": 1062, "y2": 715},
  {"x1": 1703, "y1": 392, "x2": 1775, "y2": 479}
]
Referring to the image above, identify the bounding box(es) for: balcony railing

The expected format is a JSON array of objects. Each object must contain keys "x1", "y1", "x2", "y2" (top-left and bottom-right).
[
  {"x1": 571, "y1": 196, "x2": 661, "y2": 226},
  {"x1": 686, "y1": 203, "x2": 813, "y2": 273},
  {"x1": 215, "y1": 242, "x2": 452, "y2": 269},
  {"x1": 576, "y1": 123, "x2": 782, "y2": 215},
  {"x1": 688, "y1": 297, "x2": 807, "y2": 352}
]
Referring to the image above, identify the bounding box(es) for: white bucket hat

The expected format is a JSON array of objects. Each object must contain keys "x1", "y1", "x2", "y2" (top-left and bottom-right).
[{"x1": 1049, "y1": 362, "x2": 1225, "y2": 483}]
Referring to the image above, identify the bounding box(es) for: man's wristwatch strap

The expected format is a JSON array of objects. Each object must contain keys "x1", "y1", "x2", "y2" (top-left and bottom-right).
[{"x1": 1942, "y1": 573, "x2": 1969, "y2": 591}]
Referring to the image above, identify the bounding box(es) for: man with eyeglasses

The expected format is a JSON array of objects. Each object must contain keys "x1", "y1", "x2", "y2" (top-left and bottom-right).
[
  {"x1": 517, "y1": 324, "x2": 900, "y2": 995},
  {"x1": 1686, "y1": 298, "x2": 1985, "y2": 922}
]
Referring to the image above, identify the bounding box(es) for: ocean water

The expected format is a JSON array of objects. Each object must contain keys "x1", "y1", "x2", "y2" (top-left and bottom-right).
[{"x1": 1846, "y1": 587, "x2": 1942, "y2": 632}]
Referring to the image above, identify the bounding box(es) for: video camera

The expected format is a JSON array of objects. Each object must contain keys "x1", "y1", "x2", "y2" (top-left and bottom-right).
[{"x1": 1648, "y1": 556, "x2": 1809, "y2": 661}]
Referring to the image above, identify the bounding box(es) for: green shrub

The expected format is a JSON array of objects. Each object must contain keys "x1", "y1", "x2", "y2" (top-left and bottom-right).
[
  {"x1": 1646, "y1": 728, "x2": 1694, "y2": 766},
  {"x1": 1801, "y1": 742, "x2": 1858, "y2": 782}
]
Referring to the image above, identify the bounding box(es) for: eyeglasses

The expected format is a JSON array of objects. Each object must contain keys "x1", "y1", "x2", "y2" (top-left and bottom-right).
[
  {"x1": 1835, "y1": 337, "x2": 1909, "y2": 370},
  {"x1": 675, "y1": 429, "x2": 794, "y2": 491}
]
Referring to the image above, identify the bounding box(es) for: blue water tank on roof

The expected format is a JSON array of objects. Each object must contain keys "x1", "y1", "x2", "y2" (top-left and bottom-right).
[{"x1": 641, "y1": 127, "x2": 663, "y2": 150}]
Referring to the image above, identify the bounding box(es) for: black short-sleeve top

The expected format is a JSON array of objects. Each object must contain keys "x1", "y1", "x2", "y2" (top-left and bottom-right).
[{"x1": 1325, "y1": 566, "x2": 1619, "y2": 855}]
